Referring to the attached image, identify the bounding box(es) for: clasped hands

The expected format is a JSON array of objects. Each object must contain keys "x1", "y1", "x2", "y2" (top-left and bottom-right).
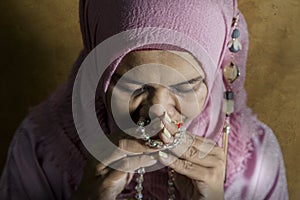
[{"x1": 74, "y1": 117, "x2": 225, "y2": 200}]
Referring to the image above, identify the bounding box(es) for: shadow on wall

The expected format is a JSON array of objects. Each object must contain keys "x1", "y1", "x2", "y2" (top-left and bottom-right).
[{"x1": 0, "y1": 0, "x2": 82, "y2": 170}]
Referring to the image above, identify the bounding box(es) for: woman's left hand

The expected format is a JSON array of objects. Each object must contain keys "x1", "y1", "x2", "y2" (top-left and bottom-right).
[{"x1": 158, "y1": 120, "x2": 226, "y2": 200}]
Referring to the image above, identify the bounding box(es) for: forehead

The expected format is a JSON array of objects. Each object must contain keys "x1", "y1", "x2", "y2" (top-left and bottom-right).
[{"x1": 114, "y1": 50, "x2": 205, "y2": 80}]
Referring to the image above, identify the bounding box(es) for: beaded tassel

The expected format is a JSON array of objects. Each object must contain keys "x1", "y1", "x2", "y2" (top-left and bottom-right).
[
  {"x1": 222, "y1": 13, "x2": 241, "y2": 183},
  {"x1": 223, "y1": 91, "x2": 234, "y2": 116},
  {"x1": 228, "y1": 14, "x2": 242, "y2": 53},
  {"x1": 135, "y1": 168, "x2": 177, "y2": 200},
  {"x1": 135, "y1": 116, "x2": 184, "y2": 199},
  {"x1": 135, "y1": 167, "x2": 145, "y2": 200},
  {"x1": 168, "y1": 169, "x2": 176, "y2": 200}
]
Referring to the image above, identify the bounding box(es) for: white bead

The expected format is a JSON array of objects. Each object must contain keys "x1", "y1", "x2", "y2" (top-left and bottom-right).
[{"x1": 223, "y1": 100, "x2": 234, "y2": 115}]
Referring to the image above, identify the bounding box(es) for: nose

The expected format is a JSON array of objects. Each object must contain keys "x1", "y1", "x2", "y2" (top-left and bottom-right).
[{"x1": 147, "y1": 85, "x2": 178, "y2": 119}]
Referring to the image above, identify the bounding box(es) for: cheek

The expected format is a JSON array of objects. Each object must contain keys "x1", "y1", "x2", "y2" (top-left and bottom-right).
[
  {"x1": 195, "y1": 84, "x2": 208, "y2": 110},
  {"x1": 178, "y1": 84, "x2": 208, "y2": 119},
  {"x1": 107, "y1": 87, "x2": 132, "y2": 118}
]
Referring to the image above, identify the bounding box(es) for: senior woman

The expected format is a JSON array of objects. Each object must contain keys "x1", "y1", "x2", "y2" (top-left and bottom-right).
[{"x1": 0, "y1": 0, "x2": 288, "y2": 200}]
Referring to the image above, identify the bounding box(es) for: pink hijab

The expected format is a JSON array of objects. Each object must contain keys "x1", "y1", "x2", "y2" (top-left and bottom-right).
[
  {"x1": 76, "y1": 0, "x2": 250, "y2": 185},
  {"x1": 42, "y1": 0, "x2": 287, "y2": 199}
]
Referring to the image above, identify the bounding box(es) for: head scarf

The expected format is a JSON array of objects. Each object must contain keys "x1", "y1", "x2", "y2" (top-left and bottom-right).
[
  {"x1": 77, "y1": 0, "x2": 234, "y2": 140},
  {"x1": 30, "y1": 0, "x2": 261, "y2": 197}
]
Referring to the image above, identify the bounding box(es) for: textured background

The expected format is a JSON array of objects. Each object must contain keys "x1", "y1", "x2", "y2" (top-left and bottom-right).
[{"x1": 0, "y1": 0, "x2": 299, "y2": 198}]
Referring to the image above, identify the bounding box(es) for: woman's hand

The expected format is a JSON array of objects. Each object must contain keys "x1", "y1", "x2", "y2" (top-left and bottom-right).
[
  {"x1": 158, "y1": 119, "x2": 225, "y2": 200},
  {"x1": 71, "y1": 138, "x2": 157, "y2": 200}
]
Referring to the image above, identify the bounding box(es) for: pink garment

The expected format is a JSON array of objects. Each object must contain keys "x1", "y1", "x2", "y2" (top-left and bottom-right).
[{"x1": 0, "y1": 0, "x2": 288, "y2": 200}]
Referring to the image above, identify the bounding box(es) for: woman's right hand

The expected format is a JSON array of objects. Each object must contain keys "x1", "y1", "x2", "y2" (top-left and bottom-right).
[{"x1": 71, "y1": 138, "x2": 157, "y2": 200}]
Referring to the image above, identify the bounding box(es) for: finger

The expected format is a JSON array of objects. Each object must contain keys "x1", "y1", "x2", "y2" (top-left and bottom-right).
[
  {"x1": 190, "y1": 134, "x2": 223, "y2": 156},
  {"x1": 99, "y1": 139, "x2": 159, "y2": 169},
  {"x1": 171, "y1": 132, "x2": 224, "y2": 159},
  {"x1": 96, "y1": 165, "x2": 110, "y2": 176},
  {"x1": 158, "y1": 152, "x2": 210, "y2": 181},
  {"x1": 161, "y1": 117, "x2": 178, "y2": 135},
  {"x1": 110, "y1": 155, "x2": 157, "y2": 173},
  {"x1": 159, "y1": 112, "x2": 185, "y2": 144},
  {"x1": 97, "y1": 149, "x2": 128, "y2": 171},
  {"x1": 178, "y1": 145, "x2": 225, "y2": 167},
  {"x1": 178, "y1": 134, "x2": 225, "y2": 163},
  {"x1": 97, "y1": 154, "x2": 157, "y2": 179},
  {"x1": 192, "y1": 136, "x2": 224, "y2": 159},
  {"x1": 158, "y1": 128, "x2": 174, "y2": 144},
  {"x1": 119, "y1": 139, "x2": 160, "y2": 154},
  {"x1": 159, "y1": 152, "x2": 226, "y2": 184},
  {"x1": 99, "y1": 170, "x2": 128, "y2": 197},
  {"x1": 126, "y1": 173, "x2": 134, "y2": 185},
  {"x1": 169, "y1": 133, "x2": 195, "y2": 158}
]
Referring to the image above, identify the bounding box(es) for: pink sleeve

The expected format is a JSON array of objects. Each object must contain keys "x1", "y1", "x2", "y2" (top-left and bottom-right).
[{"x1": 225, "y1": 123, "x2": 289, "y2": 200}]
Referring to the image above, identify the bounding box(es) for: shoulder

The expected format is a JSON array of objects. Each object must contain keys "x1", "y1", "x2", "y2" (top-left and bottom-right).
[
  {"x1": 249, "y1": 121, "x2": 288, "y2": 199},
  {"x1": 244, "y1": 121, "x2": 288, "y2": 199},
  {"x1": 249, "y1": 121, "x2": 283, "y2": 167},
  {"x1": 225, "y1": 120, "x2": 288, "y2": 200},
  {"x1": 1, "y1": 102, "x2": 87, "y2": 199}
]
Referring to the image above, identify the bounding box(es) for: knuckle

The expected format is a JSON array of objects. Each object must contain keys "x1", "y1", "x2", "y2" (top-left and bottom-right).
[
  {"x1": 193, "y1": 139, "x2": 202, "y2": 147},
  {"x1": 182, "y1": 160, "x2": 193, "y2": 170},
  {"x1": 187, "y1": 146, "x2": 198, "y2": 158},
  {"x1": 118, "y1": 139, "x2": 126, "y2": 149}
]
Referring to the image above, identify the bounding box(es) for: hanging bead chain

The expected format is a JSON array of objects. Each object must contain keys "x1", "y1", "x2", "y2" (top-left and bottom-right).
[
  {"x1": 135, "y1": 116, "x2": 183, "y2": 199},
  {"x1": 223, "y1": 12, "x2": 241, "y2": 120},
  {"x1": 228, "y1": 13, "x2": 242, "y2": 54},
  {"x1": 135, "y1": 167, "x2": 145, "y2": 200},
  {"x1": 223, "y1": 13, "x2": 241, "y2": 112},
  {"x1": 135, "y1": 168, "x2": 176, "y2": 200},
  {"x1": 167, "y1": 169, "x2": 176, "y2": 200},
  {"x1": 224, "y1": 13, "x2": 241, "y2": 85},
  {"x1": 134, "y1": 120, "x2": 153, "y2": 200},
  {"x1": 222, "y1": 13, "x2": 241, "y2": 183}
]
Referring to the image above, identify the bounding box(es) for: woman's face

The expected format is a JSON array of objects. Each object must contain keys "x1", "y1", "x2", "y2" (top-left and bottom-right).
[{"x1": 106, "y1": 50, "x2": 208, "y2": 130}]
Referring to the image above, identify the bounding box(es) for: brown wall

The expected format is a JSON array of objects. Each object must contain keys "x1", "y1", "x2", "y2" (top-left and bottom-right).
[
  {"x1": 240, "y1": 1, "x2": 300, "y2": 198},
  {"x1": 0, "y1": 0, "x2": 299, "y2": 199}
]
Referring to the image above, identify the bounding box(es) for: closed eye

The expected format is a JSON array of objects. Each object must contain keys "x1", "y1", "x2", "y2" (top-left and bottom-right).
[{"x1": 112, "y1": 73, "x2": 205, "y2": 95}]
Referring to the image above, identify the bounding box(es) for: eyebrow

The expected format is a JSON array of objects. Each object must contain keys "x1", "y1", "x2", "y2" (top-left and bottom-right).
[{"x1": 113, "y1": 73, "x2": 204, "y2": 86}]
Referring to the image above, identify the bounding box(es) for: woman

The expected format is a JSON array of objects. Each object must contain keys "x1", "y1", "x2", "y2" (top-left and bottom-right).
[{"x1": 0, "y1": 0, "x2": 288, "y2": 199}]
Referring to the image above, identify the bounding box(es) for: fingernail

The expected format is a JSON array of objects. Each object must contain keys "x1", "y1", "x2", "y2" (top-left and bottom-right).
[
  {"x1": 160, "y1": 121, "x2": 164, "y2": 129},
  {"x1": 158, "y1": 151, "x2": 168, "y2": 159},
  {"x1": 151, "y1": 118, "x2": 164, "y2": 129},
  {"x1": 163, "y1": 128, "x2": 172, "y2": 139},
  {"x1": 164, "y1": 112, "x2": 172, "y2": 124},
  {"x1": 97, "y1": 168, "x2": 109, "y2": 176}
]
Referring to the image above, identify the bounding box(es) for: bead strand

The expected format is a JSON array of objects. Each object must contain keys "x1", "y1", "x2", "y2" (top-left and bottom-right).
[{"x1": 135, "y1": 167, "x2": 145, "y2": 200}]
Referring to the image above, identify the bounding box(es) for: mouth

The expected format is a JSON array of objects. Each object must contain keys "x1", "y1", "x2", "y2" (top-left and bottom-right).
[{"x1": 127, "y1": 111, "x2": 187, "y2": 143}]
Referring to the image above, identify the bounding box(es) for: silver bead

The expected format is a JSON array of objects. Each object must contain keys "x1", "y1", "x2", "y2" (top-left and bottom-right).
[{"x1": 135, "y1": 193, "x2": 143, "y2": 199}]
